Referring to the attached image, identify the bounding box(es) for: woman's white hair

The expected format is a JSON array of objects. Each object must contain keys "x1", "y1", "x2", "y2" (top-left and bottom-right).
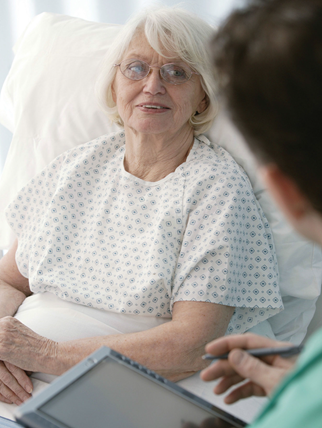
[{"x1": 96, "y1": 5, "x2": 218, "y2": 136}]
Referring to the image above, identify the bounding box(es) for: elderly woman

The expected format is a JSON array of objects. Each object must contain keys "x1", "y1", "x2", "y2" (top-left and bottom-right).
[{"x1": 0, "y1": 6, "x2": 282, "y2": 408}]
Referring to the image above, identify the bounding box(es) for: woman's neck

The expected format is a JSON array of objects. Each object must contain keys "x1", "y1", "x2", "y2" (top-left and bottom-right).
[{"x1": 123, "y1": 127, "x2": 195, "y2": 182}]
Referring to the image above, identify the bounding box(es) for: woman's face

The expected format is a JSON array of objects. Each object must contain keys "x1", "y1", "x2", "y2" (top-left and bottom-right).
[{"x1": 112, "y1": 33, "x2": 207, "y2": 138}]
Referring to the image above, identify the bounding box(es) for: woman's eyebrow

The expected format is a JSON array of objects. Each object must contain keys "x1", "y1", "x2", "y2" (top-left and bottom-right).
[
  {"x1": 123, "y1": 53, "x2": 149, "y2": 61},
  {"x1": 123, "y1": 52, "x2": 184, "y2": 64}
]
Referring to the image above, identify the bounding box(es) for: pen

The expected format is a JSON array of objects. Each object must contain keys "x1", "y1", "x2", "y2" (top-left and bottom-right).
[{"x1": 202, "y1": 344, "x2": 304, "y2": 360}]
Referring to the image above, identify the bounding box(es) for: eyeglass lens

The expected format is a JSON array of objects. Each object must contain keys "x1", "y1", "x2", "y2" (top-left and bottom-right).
[{"x1": 119, "y1": 59, "x2": 193, "y2": 84}]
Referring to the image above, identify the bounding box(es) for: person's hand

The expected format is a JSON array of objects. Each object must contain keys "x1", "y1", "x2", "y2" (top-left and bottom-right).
[
  {"x1": 200, "y1": 333, "x2": 297, "y2": 404},
  {"x1": 0, "y1": 361, "x2": 33, "y2": 405},
  {"x1": 0, "y1": 316, "x2": 58, "y2": 374}
]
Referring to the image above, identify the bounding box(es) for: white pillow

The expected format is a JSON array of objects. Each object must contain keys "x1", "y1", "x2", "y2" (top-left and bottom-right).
[
  {"x1": 0, "y1": 13, "x2": 120, "y2": 247},
  {"x1": 0, "y1": 12, "x2": 321, "y2": 342}
]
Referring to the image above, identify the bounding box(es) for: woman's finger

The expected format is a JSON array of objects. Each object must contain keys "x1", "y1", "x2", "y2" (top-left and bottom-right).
[
  {"x1": 4, "y1": 362, "x2": 33, "y2": 394},
  {"x1": 0, "y1": 391, "x2": 13, "y2": 404},
  {"x1": 0, "y1": 381, "x2": 23, "y2": 405},
  {"x1": 0, "y1": 362, "x2": 32, "y2": 404}
]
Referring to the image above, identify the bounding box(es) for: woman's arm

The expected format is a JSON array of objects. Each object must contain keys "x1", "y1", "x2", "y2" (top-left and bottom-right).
[
  {"x1": 56, "y1": 301, "x2": 235, "y2": 381},
  {"x1": 0, "y1": 240, "x2": 31, "y2": 318},
  {"x1": 0, "y1": 301, "x2": 234, "y2": 382},
  {"x1": 0, "y1": 240, "x2": 33, "y2": 405}
]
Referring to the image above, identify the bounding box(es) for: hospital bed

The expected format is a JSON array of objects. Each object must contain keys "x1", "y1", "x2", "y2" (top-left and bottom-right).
[{"x1": 0, "y1": 12, "x2": 321, "y2": 424}]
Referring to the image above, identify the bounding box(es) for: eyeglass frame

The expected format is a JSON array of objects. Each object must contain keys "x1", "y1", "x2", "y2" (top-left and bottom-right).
[{"x1": 114, "y1": 58, "x2": 200, "y2": 85}]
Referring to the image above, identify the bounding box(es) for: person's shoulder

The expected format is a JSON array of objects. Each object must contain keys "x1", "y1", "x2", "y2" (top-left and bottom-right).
[
  {"x1": 64, "y1": 129, "x2": 126, "y2": 162},
  {"x1": 184, "y1": 134, "x2": 251, "y2": 186},
  {"x1": 297, "y1": 327, "x2": 322, "y2": 369}
]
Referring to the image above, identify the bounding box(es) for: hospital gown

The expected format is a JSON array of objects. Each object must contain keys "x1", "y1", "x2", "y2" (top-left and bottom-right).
[{"x1": 6, "y1": 130, "x2": 283, "y2": 334}]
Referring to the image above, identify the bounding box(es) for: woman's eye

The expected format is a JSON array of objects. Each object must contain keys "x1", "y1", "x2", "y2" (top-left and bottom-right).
[
  {"x1": 167, "y1": 66, "x2": 188, "y2": 79},
  {"x1": 172, "y1": 69, "x2": 185, "y2": 76},
  {"x1": 128, "y1": 62, "x2": 145, "y2": 74}
]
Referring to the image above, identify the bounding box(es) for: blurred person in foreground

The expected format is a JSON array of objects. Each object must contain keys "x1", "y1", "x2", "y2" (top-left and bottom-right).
[{"x1": 201, "y1": 0, "x2": 322, "y2": 427}]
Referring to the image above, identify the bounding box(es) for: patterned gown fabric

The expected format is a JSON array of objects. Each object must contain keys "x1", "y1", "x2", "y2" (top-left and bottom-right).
[{"x1": 6, "y1": 131, "x2": 283, "y2": 334}]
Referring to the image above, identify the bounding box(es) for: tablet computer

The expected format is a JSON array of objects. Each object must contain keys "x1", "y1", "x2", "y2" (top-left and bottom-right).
[
  {"x1": 0, "y1": 416, "x2": 24, "y2": 428},
  {"x1": 14, "y1": 347, "x2": 246, "y2": 428}
]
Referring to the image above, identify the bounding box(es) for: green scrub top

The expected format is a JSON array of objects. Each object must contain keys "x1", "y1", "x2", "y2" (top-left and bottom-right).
[{"x1": 251, "y1": 327, "x2": 322, "y2": 428}]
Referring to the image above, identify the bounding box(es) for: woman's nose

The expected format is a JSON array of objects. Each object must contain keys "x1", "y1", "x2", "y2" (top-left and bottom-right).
[{"x1": 142, "y1": 68, "x2": 166, "y2": 95}]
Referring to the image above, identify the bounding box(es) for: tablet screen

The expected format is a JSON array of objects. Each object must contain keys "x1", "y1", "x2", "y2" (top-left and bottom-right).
[{"x1": 38, "y1": 358, "x2": 242, "y2": 428}]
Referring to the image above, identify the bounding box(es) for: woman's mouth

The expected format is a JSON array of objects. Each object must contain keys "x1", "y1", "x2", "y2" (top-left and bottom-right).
[{"x1": 137, "y1": 104, "x2": 170, "y2": 112}]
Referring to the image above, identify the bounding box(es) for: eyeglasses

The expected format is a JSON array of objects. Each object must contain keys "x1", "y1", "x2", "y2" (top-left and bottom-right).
[{"x1": 114, "y1": 59, "x2": 199, "y2": 85}]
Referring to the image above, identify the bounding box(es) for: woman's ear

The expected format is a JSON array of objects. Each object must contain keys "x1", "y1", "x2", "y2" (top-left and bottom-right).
[
  {"x1": 196, "y1": 94, "x2": 209, "y2": 114},
  {"x1": 111, "y1": 82, "x2": 117, "y2": 103}
]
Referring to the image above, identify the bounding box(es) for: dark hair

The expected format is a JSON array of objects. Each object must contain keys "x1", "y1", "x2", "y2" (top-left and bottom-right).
[{"x1": 211, "y1": 0, "x2": 322, "y2": 213}]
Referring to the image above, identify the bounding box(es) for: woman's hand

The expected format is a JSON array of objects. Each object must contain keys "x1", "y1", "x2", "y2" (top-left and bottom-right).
[
  {"x1": 200, "y1": 333, "x2": 297, "y2": 404},
  {"x1": 0, "y1": 316, "x2": 58, "y2": 374},
  {"x1": 0, "y1": 241, "x2": 35, "y2": 404},
  {"x1": 0, "y1": 361, "x2": 33, "y2": 405}
]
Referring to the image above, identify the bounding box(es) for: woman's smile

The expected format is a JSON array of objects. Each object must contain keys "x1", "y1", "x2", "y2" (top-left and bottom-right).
[{"x1": 136, "y1": 102, "x2": 171, "y2": 113}]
